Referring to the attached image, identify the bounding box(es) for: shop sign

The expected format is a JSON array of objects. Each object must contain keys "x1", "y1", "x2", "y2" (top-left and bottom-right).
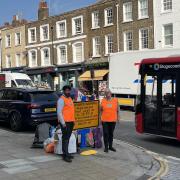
[{"x1": 74, "y1": 101, "x2": 99, "y2": 130}]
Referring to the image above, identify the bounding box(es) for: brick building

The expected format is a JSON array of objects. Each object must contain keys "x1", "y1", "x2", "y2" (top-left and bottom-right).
[
  {"x1": 1, "y1": 16, "x2": 28, "y2": 72},
  {"x1": 0, "y1": 0, "x2": 154, "y2": 90},
  {"x1": 24, "y1": 0, "x2": 154, "y2": 90}
]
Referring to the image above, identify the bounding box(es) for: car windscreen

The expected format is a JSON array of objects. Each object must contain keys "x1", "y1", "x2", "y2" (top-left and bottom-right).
[
  {"x1": 30, "y1": 91, "x2": 58, "y2": 102},
  {"x1": 16, "y1": 79, "x2": 34, "y2": 87}
]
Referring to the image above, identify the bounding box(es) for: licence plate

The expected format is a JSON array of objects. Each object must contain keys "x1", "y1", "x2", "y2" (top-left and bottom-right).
[{"x1": 44, "y1": 108, "x2": 56, "y2": 112}]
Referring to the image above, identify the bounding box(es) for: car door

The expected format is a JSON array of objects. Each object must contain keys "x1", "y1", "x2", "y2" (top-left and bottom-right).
[
  {"x1": 3, "y1": 90, "x2": 18, "y2": 120},
  {"x1": 0, "y1": 90, "x2": 6, "y2": 120}
]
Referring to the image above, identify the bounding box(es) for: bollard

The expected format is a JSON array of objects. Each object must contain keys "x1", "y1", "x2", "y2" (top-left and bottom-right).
[{"x1": 78, "y1": 129, "x2": 90, "y2": 148}]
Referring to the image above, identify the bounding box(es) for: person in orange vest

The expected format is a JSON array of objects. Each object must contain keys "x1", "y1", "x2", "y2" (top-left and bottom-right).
[
  {"x1": 57, "y1": 85, "x2": 75, "y2": 163},
  {"x1": 101, "y1": 89, "x2": 120, "y2": 153}
]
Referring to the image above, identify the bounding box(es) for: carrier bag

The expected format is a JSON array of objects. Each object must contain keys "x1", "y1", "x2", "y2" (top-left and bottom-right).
[
  {"x1": 92, "y1": 126, "x2": 103, "y2": 148},
  {"x1": 54, "y1": 132, "x2": 77, "y2": 154}
]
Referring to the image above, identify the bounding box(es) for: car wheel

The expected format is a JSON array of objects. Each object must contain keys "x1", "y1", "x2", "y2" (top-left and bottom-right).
[{"x1": 10, "y1": 112, "x2": 22, "y2": 132}]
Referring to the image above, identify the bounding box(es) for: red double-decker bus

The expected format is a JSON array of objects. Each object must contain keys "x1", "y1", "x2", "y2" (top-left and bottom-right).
[{"x1": 136, "y1": 57, "x2": 180, "y2": 141}]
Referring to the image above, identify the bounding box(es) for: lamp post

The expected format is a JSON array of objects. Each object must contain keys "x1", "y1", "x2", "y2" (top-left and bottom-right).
[{"x1": 51, "y1": 26, "x2": 54, "y2": 65}]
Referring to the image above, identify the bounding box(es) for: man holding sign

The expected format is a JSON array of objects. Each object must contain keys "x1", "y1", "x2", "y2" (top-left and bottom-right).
[{"x1": 57, "y1": 85, "x2": 75, "y2": 163}]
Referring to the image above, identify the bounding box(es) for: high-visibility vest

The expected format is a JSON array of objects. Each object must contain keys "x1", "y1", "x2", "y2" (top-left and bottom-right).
[
  {"x1": 101, "y1": 98, "x2": 118, "y2": 122},
  {"x1": 61, "y1": 95, "x2": 75, "y2": 122}
]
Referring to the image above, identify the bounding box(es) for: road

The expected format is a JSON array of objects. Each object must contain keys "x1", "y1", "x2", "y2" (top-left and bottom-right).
[{"x1": 114, "y1": 120, "x2": 180, "y2": 158}]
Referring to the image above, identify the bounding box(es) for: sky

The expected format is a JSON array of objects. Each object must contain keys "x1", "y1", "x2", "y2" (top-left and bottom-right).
[{"x1": 0, "y1": 0, "x2": 97, "y2": 26}]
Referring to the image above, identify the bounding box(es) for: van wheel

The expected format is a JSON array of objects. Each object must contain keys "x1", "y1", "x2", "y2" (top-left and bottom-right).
[{"x1": 10, "y1": 112, "x2": 22, "y2": 132}]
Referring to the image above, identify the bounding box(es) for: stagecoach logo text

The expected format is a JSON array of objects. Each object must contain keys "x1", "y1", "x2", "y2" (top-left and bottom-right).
[{"x1": 153, "y1": 63, "x2": 180, "y2": 70}]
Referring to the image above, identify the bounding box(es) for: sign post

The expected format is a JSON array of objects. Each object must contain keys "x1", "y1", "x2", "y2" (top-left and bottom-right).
[{"x1": 74, "y1": 101, "x2": 99, "y2": 130}]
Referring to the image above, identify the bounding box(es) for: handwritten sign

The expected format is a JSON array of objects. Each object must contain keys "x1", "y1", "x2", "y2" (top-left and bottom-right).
[{"x1": 74, "y1": 101, "x2": 99, "y2": 130}]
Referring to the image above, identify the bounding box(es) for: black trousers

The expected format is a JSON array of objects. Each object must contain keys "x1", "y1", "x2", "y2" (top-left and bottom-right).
[
  {"x1": 102, "y1": 122, "x2": 116, "y2": 149},
  {"x1": 60, "y1": 122, "x2": 74, "y2": 157}
]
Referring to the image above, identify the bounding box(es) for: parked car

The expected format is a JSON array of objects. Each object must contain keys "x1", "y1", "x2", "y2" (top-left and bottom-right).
[{"x1": 0, "y1": 88, "x2": 58, "y2": 131}]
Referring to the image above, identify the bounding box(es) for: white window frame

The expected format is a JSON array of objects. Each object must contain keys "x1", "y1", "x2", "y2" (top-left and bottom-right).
[
  {"x1": 41, "y1": 47, "x2": 51, "y2": 66},
  {"x1": 57, "y1": 44, "x2": 68, "y2": 64},
  {"x1": 6, "y1": 55, "x2": 11, "y2": 68},
  {"x1": 104, "y1": 7, "x2": 113, "y2": 27},
  {"x1": 105, "y1": 34, "x2": 113, "y2": 55},
  {"x1": 123, "y1": 2, "x2": 133, "y2": 22},
  {"x1": 15, "y1": 32, "x2": 21, "y2": 46},
  {"x1": 28, "y1": 27, "x2": 37, "y2": 43},
  {"x1": 28, "y1": 49, "x2": 37, "y2": 67},
  {"x1": 5, "y1": 34, "x2": 11, "y2": 48},
  {"x1": 72, "y1": 41, "x2": 84, "y2": 63},
  {"x1": 162, "y1": 0, "x2": 172, "y2": 12},
  {"x1": 72, "y1": 16, "x2": 83, "y2": 36},
  {"x1": 56, "y1": 20, "x2": 67, "y2": 38},
  {"x1": 138, "y1": 0, "x2": 149, "y2": 19},
  {"x1": 139, "y1": 28, "x2": 149, "y2": 50},
  {"x1": 92, "y1": 11, "x2": 100, "y2": 29},
  {"x1": 163, "y1": 23, "x2": 173, "y2": 47},
  {"x1": 92, "y1": 36, "x2": 101, "y2": 57},
  {"x1": 15, "y1": 53, "x2": 21, "y2": 67},
  {"x1": 124, "y1": 31, "x2": 133, "y2": 51},
  {"x1": 40, "y1": 24, "x2": 49, "y2": 42}
]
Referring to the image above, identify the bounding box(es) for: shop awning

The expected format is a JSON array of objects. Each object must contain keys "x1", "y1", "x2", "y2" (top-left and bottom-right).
[{"x1": 78, "y1": 70, "x2": 109, "y2": 81}]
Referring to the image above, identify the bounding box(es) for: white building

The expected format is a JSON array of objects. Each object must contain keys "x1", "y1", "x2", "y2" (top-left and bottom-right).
[
  {"x1": 0, "y1": 30, "x2": 2, "y2": 71},
  {"x1": 154, "y1": 0, "x2": 180, "y2": 49}
]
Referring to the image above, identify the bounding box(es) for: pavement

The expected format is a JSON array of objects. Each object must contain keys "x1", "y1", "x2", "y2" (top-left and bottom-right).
[{"x1": 0, "y1": 128, "x2": 160, "y2": 180}]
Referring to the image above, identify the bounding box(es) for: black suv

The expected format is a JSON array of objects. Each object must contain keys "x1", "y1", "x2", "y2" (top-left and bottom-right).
[{"x1": 0, "y1": 88, "x2": 59, "y2": 131}]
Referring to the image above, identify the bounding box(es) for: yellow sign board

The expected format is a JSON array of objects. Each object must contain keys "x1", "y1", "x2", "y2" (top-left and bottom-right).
[{"x1": 74, "y1": 101, "x2": 99, "y2": 130}]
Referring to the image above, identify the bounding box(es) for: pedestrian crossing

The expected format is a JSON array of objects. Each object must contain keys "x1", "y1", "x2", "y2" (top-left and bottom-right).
[{"x1": 0, "y1": 155, "x2": 60, "y2": 174}]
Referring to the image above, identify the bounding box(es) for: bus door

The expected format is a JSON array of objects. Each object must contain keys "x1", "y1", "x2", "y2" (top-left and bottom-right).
[
  {"x1": 143, "y1": 74, "x2": 159, "y2": 133},
  {"x1": 159, "y1": 74, "x2": 176, "y2": 136}
]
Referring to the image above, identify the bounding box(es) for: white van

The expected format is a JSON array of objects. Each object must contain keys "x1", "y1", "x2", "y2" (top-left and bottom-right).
[{"x1": 0, "y1": 73, "x2": 35, "y2": 88}]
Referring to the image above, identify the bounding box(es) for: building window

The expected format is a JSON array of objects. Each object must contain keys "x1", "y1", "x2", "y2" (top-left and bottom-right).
[
  {"x1": 72, "y1": 16, "x2": 83, "y2": 35},
  {"x1": 28, "y1": 27, "x2": 36, "y2": 43},
  {"x1": 123, "y1": 2, "x2": 133, "y2": 22},
  {"x1": 124, "y1": 32, "x2": 133, "y2": 51},
  {"x1": 164, "y1": 24, "x2": 173, "y2": 46},
  {"x1": 56, "y1": 20, "x2": 67, "y2": 38},
  {"x1": 6, "y1": 55, "x2": 11, "y2": 68},
  {"x1": 105, "y1": 34, "x2": 113, "y2": 54},
  {"x1": 5, "y1": 35, "x2": 11, "y2": 47},
  {"x1": 41, "y1": 47, "x2": 50, "y2": 66},
  {"x1": 16, "y1": 53, "x2": 21, "y2": 67},
  {"x1": 15, "y1": 32, "x2": 21, "y2": 46},
  {"x1": 163, "y1": 0, "x2": 172, "y2": 11},
  {"x1": 93, "y1": 37, "x2": 101, "y2": 57},
  {"x1": 29, "y1": 50, "x2": 37, "y2": 67},
  {"x1": 104, "y1": 7, "x2": 113, "y2": 26},
  {"x1": 92, "y1": 11, "x2": 100, "y2": 29},
  {"x1": 57, "y1": 45, "x2": 67, "y2": 64},
  {"x1": 140, "y1": 28, "x2": 149, "y2": 49},
  {"x1": 138, "y1": 0, "x2": 148, "y2": 19},
  {"x1": 40, "y1": 24, "x2": 49, "y2": 41},
  {"x1": 72, "y1": 42, "x2": 84, "y2": 62}
]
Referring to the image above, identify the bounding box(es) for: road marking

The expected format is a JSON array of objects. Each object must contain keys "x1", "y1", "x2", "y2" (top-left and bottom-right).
[
  {"x1": 2, "y1": 165, "x2": 38, "y2": 174},
  {"x1": 28, "y1": 155, "x2": 60, "y2": 163},
  {"x1": 0, "y1": 159, "x2": 33, "y2": 168},
  {"x1": 166, "y1": 156, "x2": 180, "y2": 162}
]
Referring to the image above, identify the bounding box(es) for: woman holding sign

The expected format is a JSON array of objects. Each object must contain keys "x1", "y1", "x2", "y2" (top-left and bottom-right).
[{"x1": 101, "y1": 89, "x2": 120, "y2": 153}]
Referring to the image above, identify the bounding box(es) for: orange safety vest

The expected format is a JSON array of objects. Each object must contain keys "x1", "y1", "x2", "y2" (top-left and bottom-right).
[
  {"x1": 61, "y1": 95, "x2": 75, "y2": 122},
  {"x1": 101, "y1": 98, "x2": 118, "y2": 122}
]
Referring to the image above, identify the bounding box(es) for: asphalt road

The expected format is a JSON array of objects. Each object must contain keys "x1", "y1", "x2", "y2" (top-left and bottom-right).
[{"x1": 114, "y1": 121, "x2": 180, "y2": 158}]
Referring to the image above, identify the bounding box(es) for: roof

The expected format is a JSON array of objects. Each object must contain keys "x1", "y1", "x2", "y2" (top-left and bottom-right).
[{"x1": 141, "y1": 56, "x2": 180, "y2": 65}]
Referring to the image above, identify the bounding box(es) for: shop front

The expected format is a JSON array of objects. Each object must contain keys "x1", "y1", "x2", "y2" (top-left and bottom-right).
[{"x1": 24, "y1": 66, "x2": 58, "y2": 90}]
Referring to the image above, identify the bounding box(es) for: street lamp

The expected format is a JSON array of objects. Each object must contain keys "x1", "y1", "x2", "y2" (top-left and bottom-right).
[{"x1": 51, "y1": 26, "x2": 55, "y2": 65}]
